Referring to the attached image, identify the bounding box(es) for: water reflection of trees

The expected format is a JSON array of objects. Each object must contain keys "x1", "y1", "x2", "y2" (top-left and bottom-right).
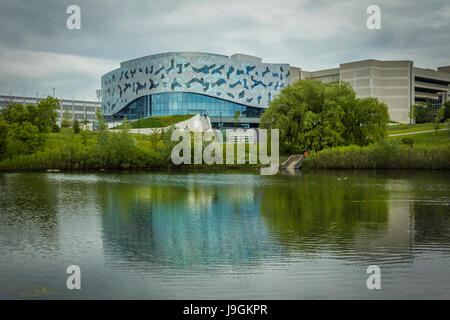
[
  {"x1": 263, "y1": 170, "x2": 450, "y2": 263},
  {"x1": 99, "y1": 180, "x2": 286, "y2": 271},
  {"x1": 375, "y1": 169, "x2": 450, "y2": 249},
  {"x1": 98, "y1": 170, "x2": 450, "y2": 270},
  {"x1": 260, "y1": 171, "x2": 392, "y2": 257},
  {"x1": 0, "y1": 173, "x2": 59, "y2": 256},
  {"x1": 413, "y1": 203, "x2": 450, "y2": 245},
  {"x1": 405, "y1": 171, "x2": 450, "y2": 248}
]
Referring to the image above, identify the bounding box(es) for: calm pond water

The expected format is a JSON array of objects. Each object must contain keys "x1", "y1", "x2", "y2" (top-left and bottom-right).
[{"x1": 0, "y1": 170, "x2": 449, "y2": 299}]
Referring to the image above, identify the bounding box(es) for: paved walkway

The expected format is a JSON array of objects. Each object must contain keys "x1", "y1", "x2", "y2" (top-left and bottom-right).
[{"x1": 389, "y1": 128, "x2": 447, "y2": 137}]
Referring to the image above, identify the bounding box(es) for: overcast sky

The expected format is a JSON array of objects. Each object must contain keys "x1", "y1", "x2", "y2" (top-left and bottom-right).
[{"x1": 0, "y1": 0, "x2": 448, "y2": 101}]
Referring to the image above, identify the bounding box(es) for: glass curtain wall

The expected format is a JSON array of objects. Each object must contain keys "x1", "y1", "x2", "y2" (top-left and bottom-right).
[{"x1": 112, "y1": 92, "x2": 264, "y2": 120}]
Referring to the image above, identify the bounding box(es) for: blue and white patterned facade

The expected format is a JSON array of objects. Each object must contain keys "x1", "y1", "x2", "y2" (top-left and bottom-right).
[{"x1": 101, "y1": 52, "x2": 290, "y2": 122}]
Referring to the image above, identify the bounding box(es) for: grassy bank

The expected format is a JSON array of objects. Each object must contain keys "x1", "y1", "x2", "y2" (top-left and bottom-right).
[
  {"x1": 387, "y1": 123, "x2": 444, "y2": 134},
  {"x1": 0, "y1": 128, "x2": 264, "y2": 171},
  {"x1": 302, "y1": 131, "x2": 450, "y2": 170},
  {"x1": 112, "y1": 114, "x2": 195, "y2": 129},
  {"x1": 2, "y1": 124, "x2": 448, "y2": 172},
  {"x1": 388, "y1": 129, "x2": 450, "y2": 146},
  {"x1": 0, "y1": 128, "x2": 171, "y2": 171}
]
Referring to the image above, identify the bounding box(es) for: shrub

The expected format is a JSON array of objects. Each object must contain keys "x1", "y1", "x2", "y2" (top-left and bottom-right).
[
  {"x1": 9, "y1": 121, "x2": 43, "y2": 154},
  {"x1": 51, "y1": 123, "x2": 60, "y2": 133},
  {"x1": 73, "y1": 120, "x2": 80, "y2": 134},
  {"x1": 401, "y1": 137, "x2": 414, "y2": 148},
  {"x1": 0, "y1": 128, "x2": 171, "y2": 171},
  {"x1": 61, "y1": 110, "x2": 72, "y2": 128},
  {"x1": 0, "y1": 119, "x2": 8, "y2": 160}
]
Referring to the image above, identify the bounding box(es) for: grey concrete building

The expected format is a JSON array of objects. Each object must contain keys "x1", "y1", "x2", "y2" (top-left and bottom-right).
[
  {"x1": 0, "y1": 94, "x2": 101, "y2": 126},
  {"x1": 302, "y1": 59, "x2": 450, "y2": 123}
]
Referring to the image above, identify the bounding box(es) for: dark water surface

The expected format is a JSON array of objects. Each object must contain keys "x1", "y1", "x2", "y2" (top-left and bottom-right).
[{"x1": 0, "y1": 170, "x2": 449, "y2": 299}]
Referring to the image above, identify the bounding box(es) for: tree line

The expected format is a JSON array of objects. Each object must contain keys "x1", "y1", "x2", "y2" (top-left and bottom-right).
[
  {"x1": 0, "y1": 97, "x2": 59, "y2": 159},
  {"x1": 0, "y1": 96, "x2": 176, "y2": 169},
  {"x1": 410, "y1": 102, "x2": 450, "y2": 124}
]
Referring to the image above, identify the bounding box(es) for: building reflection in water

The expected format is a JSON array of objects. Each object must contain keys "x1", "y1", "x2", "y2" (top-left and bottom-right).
[
  {"x1": 79, "y1": 170, "x2": 449, "y2": 273},
  {"x1": 1, "y1": 171, "x2": 449, "y2": 298},
  {"x1": 98, "y1": 176, "x2": 288, "y2": 272}
]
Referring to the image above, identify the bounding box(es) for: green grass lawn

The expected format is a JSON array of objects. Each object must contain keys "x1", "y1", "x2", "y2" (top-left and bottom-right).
[
  {"x1": 112, "y1": 114, "x2": 195, "y2": 129},
  {"x1": 388, "y1": 123, "x2": 445, "y2": 134},
  {"x1": 389, "y1": 129, "x2": 450, "y2": 147}
]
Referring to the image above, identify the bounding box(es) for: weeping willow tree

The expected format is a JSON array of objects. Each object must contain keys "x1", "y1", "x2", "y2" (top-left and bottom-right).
[{"x1": 260, "y1": 79, "x2": 389, "y2": 154}]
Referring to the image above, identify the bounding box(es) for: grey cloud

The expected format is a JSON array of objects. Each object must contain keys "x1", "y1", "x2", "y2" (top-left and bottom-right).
[{"x1": 0, "y1": 0, "x2": 448, "y2": 100}]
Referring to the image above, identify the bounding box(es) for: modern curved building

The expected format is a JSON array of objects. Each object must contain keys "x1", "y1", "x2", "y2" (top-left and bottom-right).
[
  {"x1": 101, "y1": 52, "x2": 449, "y2": 125},
  {"x1": 101, "y1": 52, "x2": 296, "y2": 127}
]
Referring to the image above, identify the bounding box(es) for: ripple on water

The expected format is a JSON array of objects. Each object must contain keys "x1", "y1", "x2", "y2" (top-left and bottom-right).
[{"x1": 0, "y1": 171, "x2": 449, "y2": 299}]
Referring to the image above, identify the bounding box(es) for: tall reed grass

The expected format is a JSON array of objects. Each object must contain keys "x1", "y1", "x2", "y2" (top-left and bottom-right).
[{"x1": 302, "y1": 140, "x2": 450, "y2": 169}]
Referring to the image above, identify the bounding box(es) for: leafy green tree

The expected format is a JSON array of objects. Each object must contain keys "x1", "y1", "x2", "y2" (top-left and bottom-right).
[
  {"x1": 347, "y1": 97, "x2": 389, "y2": 145},
  {"x1": 96, "y1": 110, "x2": 109, "y2": 149},
  {"x1": 10, "y1": 121, "x2": 43, "y2": 154},
  {"x1": 0, "y1": 98, "x2": 58, "y2": 157},
  {"x1": 435, "y1": 106, "x2": 445, "y2": 123},
  {"x1": 444, "y1": 101, "x2": 450, "y2": 122},
  {"x1": 114, "y1": 117, "x2": 135, "y2": 152},
  {"x1": 434, "y1": 106, "x2": 445, "y2": 131},
  {"x1": 96, "y1": 109, "x2": 107, "y2": 131},
  {"x1": 80, "y1": 130, "x2": 88, "y2": 146},
  {"x1": 34, "y1": 96, "x2": 59, "y2": 132},
  {"x1": 52, "y1": 123, "x2": 60, "y2": 133},
  {"x1": 0, "y1": 103, "x2": 28, "y2": 124},
  {"x1": 0, "y1": 97, "x2": 59, "y2": 133},
  {"x1": 413, "y1": 103, "x2": 440, "y2": 123},
  {"x1": 408, "y1": 105, "x2": 416, "y2": 124},
  {"x1": 260, "y1": 79, "x2": 389, "y2": 154},
  {"x1": 0, "y1": 119, "x2": 8, "y2": 160},
  {"x1": 413, "y1": 105, "x2": 427, "y2": 123},
  {"x1": 73, "y1": 119, "x2": 80, "y2": 134},
  {"x1": 61, "y1": 110, "x2": 72, "y2": 128},
  {"x1": 93, "y1": 116, "x2": 140, "y2": 169}
]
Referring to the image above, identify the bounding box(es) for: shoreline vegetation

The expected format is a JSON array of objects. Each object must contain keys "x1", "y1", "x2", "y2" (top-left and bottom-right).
[
  {"x1": 0, "y1": 128, "x2": 448, "y2": 172},
  {"x1": 303, "y1": 128, "x2": 450, "y2": 170},
  {"x1": 302, "y1": 136, "x2": 450, "y2": 170},
  {"x1": 0, "y1": 125, "x2": 267, "y2": 171},
  {"x1": 1, "y1": 80, "x2": 449, "y2": 172}
]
